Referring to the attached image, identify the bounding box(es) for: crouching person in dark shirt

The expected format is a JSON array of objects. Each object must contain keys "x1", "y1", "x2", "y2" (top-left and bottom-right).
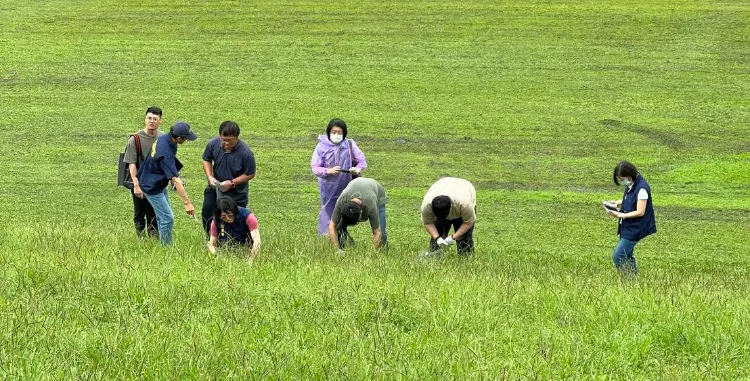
[{"x1": 207, "y1": 197, "x2": 261, "y2": 261}]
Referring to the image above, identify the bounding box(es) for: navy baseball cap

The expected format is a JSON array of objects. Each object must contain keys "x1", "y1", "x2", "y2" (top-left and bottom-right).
[{"x1": 171, "y1": 121, "x2": 197, "y2": 141}]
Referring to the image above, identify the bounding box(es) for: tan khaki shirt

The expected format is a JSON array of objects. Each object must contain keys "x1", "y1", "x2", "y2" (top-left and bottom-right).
[{"x1": 420, "y1": 177, "x2": 476, "y2": 224}]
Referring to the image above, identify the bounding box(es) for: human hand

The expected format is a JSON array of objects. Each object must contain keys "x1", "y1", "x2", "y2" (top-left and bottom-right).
[
  {"x1": 208, "y1": 176, "x2": 219, "y2": 187},
  {"x1": 327, "y1": 166, "x2": 341, "y2": 175},
  {"x1": 444, "y1": 236, "x2": 456, "y2": 245},
  {"x1": 133, "y1": 185, "x2": 144, "y2": 199},
  {"x1": 207, "y1": 243, "x2": 217, "y2": 254},
  {"x1": 350, "y1": 168, "x2": 360, "y2": 175},
  {"x1": 436, "y1": 237, "x2": 448, "y2": 247},
  {"x1": 607, "y1": 210, "x2": 623, "y2": 218},
  {"x1": 220, "y1": 180, "x2": 232, "y2": 192},
  {"x1": 184, "y1": 202, "x2": 195, "y2": 216}
]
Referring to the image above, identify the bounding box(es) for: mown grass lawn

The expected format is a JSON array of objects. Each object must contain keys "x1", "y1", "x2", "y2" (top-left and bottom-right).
[{"x1": 0, "y1": 0, "x2": 748, "y2": 379}]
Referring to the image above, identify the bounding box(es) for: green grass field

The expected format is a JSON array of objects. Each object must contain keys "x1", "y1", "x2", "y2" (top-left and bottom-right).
[{"x1": 1, "y1": 0, "x2": 749, "y2": 379}]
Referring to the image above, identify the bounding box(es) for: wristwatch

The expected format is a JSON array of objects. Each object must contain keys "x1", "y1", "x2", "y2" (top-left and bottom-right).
[{"x1": 230, "y1": 180, "x2": 236, "y2": 188}]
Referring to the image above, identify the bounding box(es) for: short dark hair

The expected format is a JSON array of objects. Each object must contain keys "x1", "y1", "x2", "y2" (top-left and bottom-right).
[
  {"x1": 613, "y1": 161, "x2": 639, "y2": 186},
  {"x1": 145, "y1": 106, "x2": 162, "y2": 117},
  {"x1": 338, "y1": 201, "x2": 362, "y2": 228},
  {"x1": 213, "y1": 197, "x2": 240, "y2": 226},
  {"x1": 431, "y1": 195, "x2": 452, "y2": 220},
  {"x1": 326, "y1": 118, "x2": 348, "y2": 140},
  {"x1": 219, "y1": 121, "x2": 240, "y2": 137}
]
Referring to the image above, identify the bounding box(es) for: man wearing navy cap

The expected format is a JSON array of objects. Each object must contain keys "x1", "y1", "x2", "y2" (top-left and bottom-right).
[{"x1": 137, "y1": 121, "x2": 198, "y2": 245}]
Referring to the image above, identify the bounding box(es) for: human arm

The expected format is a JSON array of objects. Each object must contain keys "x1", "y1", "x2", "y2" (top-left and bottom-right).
[
  {"x1": 423, "y1": 223, "x2": 440, "y2": 239},
  {"x1": 124, "y1": 137, "x2": 144, "y2": 197},
  {"x1": 170, "y1": 177, "x2": 195, "y2": 216},
  {"x1": 367, "y1": 203, "x2": 383, "y2": 248},
  {"x1": 220, "y1": 173, "x2": 254, "y2": 192},
  {"x1": 244, "y1": 214, "x2": 261, "y2": 259},
  {"x1": 449, "y1": 221, "x2": 474, "y2": 240},
  {"x1": 455, "y1": 204, "x2": 476, "y2": 239},
  {"x1": 129, "y1": 163, "x2": 144, "y2": 198},
  {"x1": 608, "y1": 199, "x2": 646, "y2": 219},
  {"x1": 207, "y1": 236, "x2": 218, "y2": 254},
  {"x1": 230, "y1": 150, "x2": 257, "y2": 188},
  {"x1": 311, "y1": 145, "x2": 341, "y2": 177},
  {"x1": 207, "y1": 220, "x2": 218, "y2": 254},
  {"x1": 328, "y1": 220, "x2": 339, "y2": 247},
  {"x1": 608, "y1": 199, "x2": 623, "y2": 208},
  {"x1": 349, "y1": 140, "x2": 368, "y2": 174},
  {"x1": 159, "y1": 155, "x2": 193, "y2": 215},
  {"x1": 250, "y1": 229, "x2": 261, "y2": 259},
  {"x1": 372, "y1": 226, "x2": 383, "y2": 248},
  {"x1": 202, "y1": 160, "x2": 218, "y2": 185}
]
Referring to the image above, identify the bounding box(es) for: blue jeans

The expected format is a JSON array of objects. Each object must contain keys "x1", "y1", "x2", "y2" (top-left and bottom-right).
[
  {"x1": 337, "y1": 205, "x2": 388, "y2": 250},
  {"x1": 145, "y1": 190, "x2": 174, "y2": 245},
  {"x1": 378, "y1": 205, "x2": 388, "y2": 250},
  {"x1": 613, "y1": 237, "x2": 638, "y2": 275}
]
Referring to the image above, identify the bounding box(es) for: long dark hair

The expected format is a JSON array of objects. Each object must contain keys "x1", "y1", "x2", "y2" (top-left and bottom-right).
[
  {"x1": 213, "y1": 197, "x2": 240, "y2": 228},
  {"x1": 613, "y1": 161, "x2": 639, "y2": 186}
]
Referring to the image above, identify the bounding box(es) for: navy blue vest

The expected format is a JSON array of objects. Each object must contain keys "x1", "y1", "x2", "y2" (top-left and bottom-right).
[
  {"x1": 216, "y1": 207, "x2": 253, "y2": 245},
  {"x1": 618, "y1": 175, "x2": 657, "y2": 241}
]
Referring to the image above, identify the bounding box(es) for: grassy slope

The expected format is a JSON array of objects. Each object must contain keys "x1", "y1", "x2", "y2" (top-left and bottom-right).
[{"x1": 0, "y1": 0, "x2": 749, "y2": 379}]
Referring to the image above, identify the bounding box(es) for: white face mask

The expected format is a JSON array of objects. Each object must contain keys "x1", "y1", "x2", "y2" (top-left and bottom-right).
[
  {"x1": 621, "y1": 179, "x2": 633, "y2": 187},
  {"x1": 330, "y1": 134, "x2": 344, "y2": 144}
]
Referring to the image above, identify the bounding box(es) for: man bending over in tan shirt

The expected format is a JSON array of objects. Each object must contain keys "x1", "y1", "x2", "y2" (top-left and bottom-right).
[{"x1": 420, "y1": 177, "x2": 476, "y2": 255}]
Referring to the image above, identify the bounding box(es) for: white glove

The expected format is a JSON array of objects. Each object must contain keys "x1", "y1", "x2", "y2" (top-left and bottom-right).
[
  {"x1": 436, "y1": 237, "x2": 448, "y2": 246},
  {"x1": 444, "y1": 236, "x2": 456, "y2": 245}
]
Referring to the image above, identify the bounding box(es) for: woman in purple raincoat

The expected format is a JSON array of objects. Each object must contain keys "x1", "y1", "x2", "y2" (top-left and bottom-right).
[{"x1": 311, "y1": 118, "x2": 368, "y2": 235}]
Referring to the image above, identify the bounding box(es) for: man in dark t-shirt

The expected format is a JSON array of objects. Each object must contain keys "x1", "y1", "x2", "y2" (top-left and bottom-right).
[{"x1": 201, "y1": 121, "x2": 257, "y2": 235}]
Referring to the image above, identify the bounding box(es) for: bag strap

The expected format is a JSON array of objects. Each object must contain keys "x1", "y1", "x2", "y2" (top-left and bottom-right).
[
  {"x1": 348, "y1": 139, "x2": 356, "y2": 167},
  {"x1": 346, "y1": 139, "x2": 354, "y2": 167},
  {"x1": 132, "y1": 134, "x2": 142, "y2": 166}
]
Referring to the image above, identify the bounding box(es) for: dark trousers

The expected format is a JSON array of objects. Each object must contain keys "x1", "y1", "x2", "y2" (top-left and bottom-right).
[
  {"x1": 202, "y1": 187, "x2": 248, "y2": 236},
  {"x1": 429, "y1": 218, "x2": 474, "y2": 255},
  {"x1": 132, "y1": 191, "x2": 158, "y2": 236}
]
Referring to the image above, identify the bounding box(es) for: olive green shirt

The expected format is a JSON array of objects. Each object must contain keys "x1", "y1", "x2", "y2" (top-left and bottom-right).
[
  {"x1": 332, "y1": 178, "x2": 387, "y2": 230},
  {"x1": 123, "y1": 129, "x2": 164, "y2": 165}
]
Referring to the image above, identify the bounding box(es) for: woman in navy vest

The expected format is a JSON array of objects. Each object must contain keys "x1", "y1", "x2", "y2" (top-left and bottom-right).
[
  {"x1": 207, "y1": 197, "x2": 261, "y2": 260},
  {"x1": 604, "y1": 161, "x2": 657, "y2": 275}
]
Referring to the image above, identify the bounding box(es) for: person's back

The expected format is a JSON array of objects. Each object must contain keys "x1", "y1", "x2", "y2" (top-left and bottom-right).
[
  {"x1": 339, "y1": 178, "x2": 387, "y2": 209},
  {"x1": 420, "y1": 177, "x2": 477, "y2": 256},
  {"x1": 329, "y1": 177, "x2": 388, "y2": 251},
  {"x1": 421, "y1": 177, "x2": 476, "y2": 223},
  {"x1": 138, "y1": 134, "x2": 178, "y2": 195}
]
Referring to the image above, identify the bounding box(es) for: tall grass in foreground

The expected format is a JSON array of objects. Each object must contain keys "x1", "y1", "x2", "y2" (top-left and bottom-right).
[{"x1": 1, "y1": 221, "x2": 749, "y2": 379}]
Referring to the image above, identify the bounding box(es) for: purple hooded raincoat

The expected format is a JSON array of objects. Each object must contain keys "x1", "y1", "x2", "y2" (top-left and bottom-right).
[{"x1": 311, "y1": 135, "x2": 368, "y2": 235}]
